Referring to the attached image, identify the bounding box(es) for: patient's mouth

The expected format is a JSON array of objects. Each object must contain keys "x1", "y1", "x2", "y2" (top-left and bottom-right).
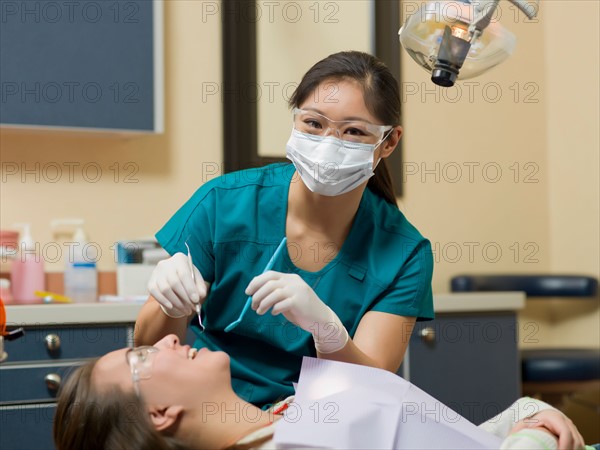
[{"x1": 188, "y1": 348, "x2": 198, "y2": 360}]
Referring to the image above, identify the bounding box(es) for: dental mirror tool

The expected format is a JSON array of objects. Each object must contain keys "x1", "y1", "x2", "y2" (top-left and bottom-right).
[
  {"x1": 185, "y1": 242, "x2": 205, "y2": 332},
  {"x1": 225, "y1": 237, "x2": 287, "y2": 332}
]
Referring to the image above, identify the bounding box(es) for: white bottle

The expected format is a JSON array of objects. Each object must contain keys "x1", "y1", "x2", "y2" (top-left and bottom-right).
[{"x1": 56, "y1": 220, "x2": 98, "y2": 303}]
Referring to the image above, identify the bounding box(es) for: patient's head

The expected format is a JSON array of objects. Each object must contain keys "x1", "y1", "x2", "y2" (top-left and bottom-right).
[
  {"x1": 53, "y1": 335, "x2": 236, "y2": 450},
  {"x1": 53, "y1": 361, "x2": 186, "y2": 450},
  {"x1": 92, "y1": 334, "x2": 231, "y2": 409}
]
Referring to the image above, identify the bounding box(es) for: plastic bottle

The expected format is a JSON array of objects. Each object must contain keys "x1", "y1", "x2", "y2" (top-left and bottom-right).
[
  {"x1": 60, "y1": 220, "x2": 98, "y2": 303},
  {"x1": 0, "y1": 230, "x2": 19, "y2": 275},
  {"x1": 10, "y1": 224, "x2": 45, "y2": 303},
  {"x1": 0, "y1": 279, "x2": 13, "y2": 304}
]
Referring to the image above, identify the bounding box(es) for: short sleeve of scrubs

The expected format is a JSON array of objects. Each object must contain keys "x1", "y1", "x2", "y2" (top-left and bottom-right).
[
  {"x1": 369, "y1": 240, "x2": 434, "y2": 320},
  {"x1": 155, "y1": 182, "x2": 216, "y2": 282}
]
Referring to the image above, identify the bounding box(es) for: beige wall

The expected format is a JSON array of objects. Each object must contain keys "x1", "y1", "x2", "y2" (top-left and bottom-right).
[
  {"x1": 1, "y1": 1, "x2": 223, "y2": 273},
  {"x1": 257, "y1": 1, "x2": 372, "y2": 156},
  {"x1": 399, "y1": 0, "x2": 599, "y2": 349},
  {"x1": 1, "y1": 1, "x2": 598, "y2": 347},
  {"x1": 524, "y1": 1, "x2": 600, "y2": 349},
  {"x1": 400, "y1": 1, "x2": 552, "y2": 289}
]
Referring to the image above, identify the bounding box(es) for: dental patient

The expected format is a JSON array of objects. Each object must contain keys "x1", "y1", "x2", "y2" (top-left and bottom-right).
[{"x1": 54, "y1": 334, "x2": 588, "y2": 450}]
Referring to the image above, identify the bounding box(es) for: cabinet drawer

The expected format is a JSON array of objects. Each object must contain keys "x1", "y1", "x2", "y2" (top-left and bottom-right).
[
  {"x1": 2, "y1": 325, "x2": 130, "y2": 363},
  {"x1": 0, "y1": 403, "x2": 56, "y2": 450},
  {"x1": 0, "y1": 363, "x2": 82, "y2": 404},
  {"x1": 408, "y1": 313, "x2": 520, "y2": 424}
]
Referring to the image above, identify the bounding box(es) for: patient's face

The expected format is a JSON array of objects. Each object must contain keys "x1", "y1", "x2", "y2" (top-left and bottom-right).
[{"x1": 92, "y1": 334, "x2": 231, "y2": 406}]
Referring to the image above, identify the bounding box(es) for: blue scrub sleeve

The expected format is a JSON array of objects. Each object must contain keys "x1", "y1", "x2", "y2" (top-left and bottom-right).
[
  {"x1": 369, "y1": 240, "x2": 435, "y2": 321},
  {"x1": 155, "y1": 188, "x2": 216, "y2": 283}
]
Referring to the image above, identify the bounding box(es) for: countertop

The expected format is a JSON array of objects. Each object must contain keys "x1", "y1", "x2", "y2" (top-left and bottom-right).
[
  {"x1": 434, "y1": 292, "x2": 525, "y2": 313},
  {"x1": 4, "y1": 292, "x2": 525, "y2": 326},
  {"x1": 4, "y1": 302, "x2": 144, "y2": 326}
]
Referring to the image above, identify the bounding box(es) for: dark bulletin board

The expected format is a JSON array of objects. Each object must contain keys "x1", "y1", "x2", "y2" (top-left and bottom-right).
[{"x1": 0, "y1": 0, "x2": 159, "y2": 131}]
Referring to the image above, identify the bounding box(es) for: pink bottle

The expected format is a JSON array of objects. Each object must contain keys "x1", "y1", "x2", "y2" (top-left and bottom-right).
[{"x1": 10, "y1": 224, "x2": 45, "y2": 304}]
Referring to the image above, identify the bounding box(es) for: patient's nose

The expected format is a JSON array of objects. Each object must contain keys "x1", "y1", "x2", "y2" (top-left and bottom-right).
[{"x1": 155, "y1": 334, "x2": 180, "y2": 349}]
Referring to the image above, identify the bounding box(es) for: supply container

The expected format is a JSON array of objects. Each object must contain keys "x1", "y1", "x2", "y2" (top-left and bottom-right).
[
  {"x1": 10, "y1": 224, "x2": 45, "y2": 303},
  {"x1": 51, "y1": 219, "x2": 98, "y2": 303},
  {"x1": 116, "y1": 240, "x2": 166, "y2": 296}
]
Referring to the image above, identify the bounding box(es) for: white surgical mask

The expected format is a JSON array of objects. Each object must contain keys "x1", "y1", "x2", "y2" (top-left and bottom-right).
[{"x1": 286, "y1": 129, "x2": 389, "y2": 196}]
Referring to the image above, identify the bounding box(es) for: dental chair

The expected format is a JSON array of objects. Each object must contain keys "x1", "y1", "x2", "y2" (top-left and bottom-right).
[{"x1": 450, "y1": 275, "x2": 600, "y2": 408}]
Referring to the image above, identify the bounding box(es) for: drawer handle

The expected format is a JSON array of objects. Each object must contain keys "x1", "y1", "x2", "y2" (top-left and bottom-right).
[
  {"x1": 0, "y1": 336, "x2": 6, "y2": 363},
  {"x1": 45, "y1": 373, "x2": 62, "y2": 391},
  {"x1": 419, "y1": 327, "x2": 436, "y2": 343},
  {"x1": 45, "y1": 334, "x2": 61, "y2": 351}
]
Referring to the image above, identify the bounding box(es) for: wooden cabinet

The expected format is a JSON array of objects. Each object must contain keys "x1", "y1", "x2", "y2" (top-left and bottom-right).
[
  {"x1": 403, "y1": 312, "x2": 521, "y2": 426},
  {"x1": 0, "y1": 300, "x2": 201, "y2": 450},
  {"x1": 0, "y1": 324, "x2": 132, "y2": 450}
]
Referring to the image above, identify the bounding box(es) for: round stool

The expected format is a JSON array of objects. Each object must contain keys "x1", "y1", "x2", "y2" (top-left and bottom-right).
[{"x1": 521, "y1": 348, "x2": 600, "y2": 405}]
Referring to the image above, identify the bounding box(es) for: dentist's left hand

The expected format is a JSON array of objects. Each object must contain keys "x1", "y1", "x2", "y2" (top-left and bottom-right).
[{"x1": 246, "y1": 271, "x2": 348, "y2": 353}]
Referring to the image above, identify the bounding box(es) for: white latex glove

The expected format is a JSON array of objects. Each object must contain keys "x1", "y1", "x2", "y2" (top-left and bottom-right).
[
  {"x1": 246, "y1": 271, "x2": 348, "y2": 354},
  {"x1": 147, "y1": 253, "x2": 207, "y2": 318}
]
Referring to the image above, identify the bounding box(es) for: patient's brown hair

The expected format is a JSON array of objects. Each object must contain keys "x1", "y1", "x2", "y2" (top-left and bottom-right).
[
  {"x1": 54, "y1": 360, "x2": 272, "y2": 450},
  {"x1": 54, "y1": 360, "x2": 187, "y2": 450}
]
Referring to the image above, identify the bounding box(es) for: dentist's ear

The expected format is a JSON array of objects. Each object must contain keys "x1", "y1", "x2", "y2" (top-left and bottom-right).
[
  {"x1": 380, "y1": 126, "x2": 403, "y2": 159},
  {"x1": 148, "y1": 405, "x2": 184, "y2": 432}
]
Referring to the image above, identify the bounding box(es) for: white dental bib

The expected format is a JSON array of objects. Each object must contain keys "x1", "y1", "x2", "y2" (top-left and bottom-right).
[{"x1": 274, "y1": 358, "x2": 503, "y2": 449}]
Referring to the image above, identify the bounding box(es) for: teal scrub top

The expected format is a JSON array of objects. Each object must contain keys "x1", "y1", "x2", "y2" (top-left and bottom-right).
[{"x1": 156, "y1": 163, "x2": 434, "y2": 406}]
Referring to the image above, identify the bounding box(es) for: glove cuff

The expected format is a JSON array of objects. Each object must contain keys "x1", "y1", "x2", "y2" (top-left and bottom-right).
[
  {"x1": 159, "y1": 304, "x2": 187, "y2": 319},
  {"x1": 312, "y1": 309, "x2": 349, "y2": 354}
]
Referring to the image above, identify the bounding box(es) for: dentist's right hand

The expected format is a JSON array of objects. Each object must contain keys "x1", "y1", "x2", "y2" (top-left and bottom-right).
[{"x1": 147, "y1": 253, "x2": 208, "y2": 318}]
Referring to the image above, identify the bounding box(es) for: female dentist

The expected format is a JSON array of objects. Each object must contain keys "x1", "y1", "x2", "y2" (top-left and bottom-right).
[{"x1": 135, "y1": 51, "x2": 434, "y2": 406}]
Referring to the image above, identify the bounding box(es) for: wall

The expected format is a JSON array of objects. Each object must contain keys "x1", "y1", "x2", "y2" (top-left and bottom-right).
[
  {"x1": 399, "y1": 0, "x2": 599, "y2": 349},
  {"x1": 400, "y1": 0, "x2": 551, "y2": 291},
  {"x1": 1, "y1": 1, "x2": 223, "y2": 273},
  {"x1": 1, "y1": 1, "x2": 598, "y2": 347},
  {"x1": 525, "y1": 0, "x2": 600, "y2": 349},
  {"x1": 256, "y1": 0, "x2": 372, "y2": 157}
]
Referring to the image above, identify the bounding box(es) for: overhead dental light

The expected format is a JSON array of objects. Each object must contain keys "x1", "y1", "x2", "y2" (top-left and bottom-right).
[{"x1": 399, "y1": 0, "x2": 538, "y2": 87}]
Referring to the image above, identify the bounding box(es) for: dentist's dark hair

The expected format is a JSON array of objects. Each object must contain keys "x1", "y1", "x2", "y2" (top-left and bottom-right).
[{"x1": 289, "y1": 50, "x2": 401, "y2": 206}]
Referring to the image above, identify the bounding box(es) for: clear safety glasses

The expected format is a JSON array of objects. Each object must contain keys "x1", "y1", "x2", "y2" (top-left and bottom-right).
[
  {"x1": 126, "y1": 346, "x2": 159, "y2": 397},
  {"x1": 292, "y1": 108, "x2": 393, "y2": 144}
]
